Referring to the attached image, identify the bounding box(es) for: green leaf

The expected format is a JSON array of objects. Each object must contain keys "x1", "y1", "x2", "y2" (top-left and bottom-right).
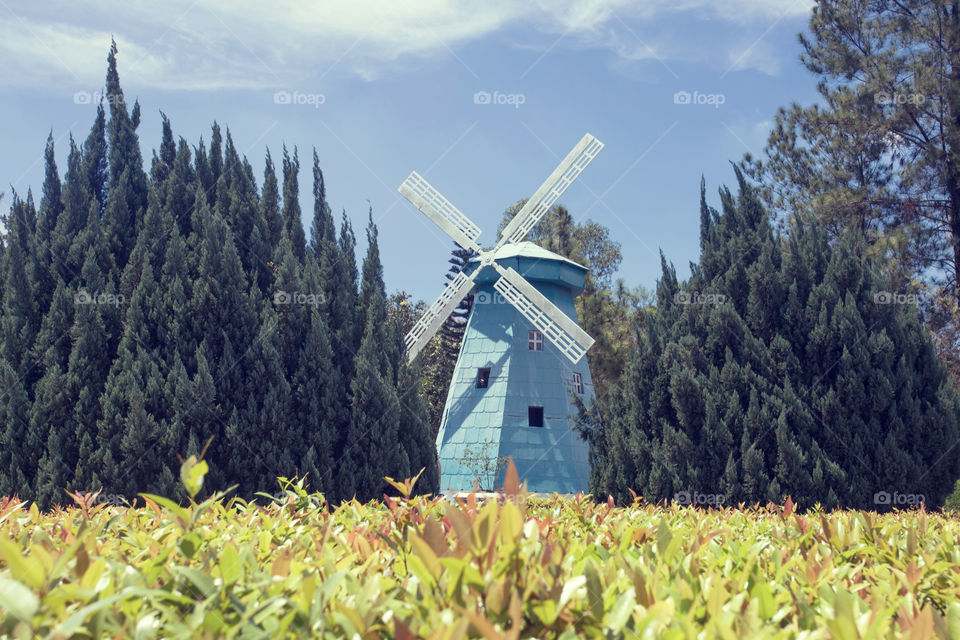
[
  {"x1": 751, "y1": 581, "x2": 775, "y2": 620},
  {"x1": 409, "y1": 533, "x2": 441, "y2": 580},
  {"x1": 0, "y1": 576, "x2": 38, "y2": 623},
  {"x1": 607, "y1": 588, "x2": 635, "y2": 631},
  {"x1": 947, "y1": 602, "x2": 960, "y2": 639},
  {"x1": 52, "y1": 588, "x2": 191, "y2": 637},
  {"x1": 559, "y1": 574, "x2": 587, "y2": 611},
  {"x1": 178, "y1": 532, "x2": 202, "y2": 558},
  {"x1": 174, "y1": 566, "x2": 217, "y2": 599},
  {"x1": 0, "y1": 538, "x2": 44, "y2": 589},
  {"x1": 825, "y1": 589, "x2": 858, "y2": 640},
  {"x1": 134, "y1": 611, "x2": 159, "y2": 640},
  {"x1": 180, "y1": 456, "x2": 209, "y2": 499},
  {"x1": 218, "y1": 543, "x2": 242, "y2": 585},
  {"x1": 656, "y1": 520, "x2": 673, "y2": 555},
  {"x1": 531, "y1": 599, "x2": 559, "y2": 626},
  {"x1": 585, "y1": 560, "x2": 605, "y2": 620},
  {"x1": 140, "y1": 493, "x2": 191, "y2": 527}
]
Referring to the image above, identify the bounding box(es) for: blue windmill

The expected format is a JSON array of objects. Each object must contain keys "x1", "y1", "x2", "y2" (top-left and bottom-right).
[{"x1": 398, "y1": 134, "x2": 604, "y2": 493}]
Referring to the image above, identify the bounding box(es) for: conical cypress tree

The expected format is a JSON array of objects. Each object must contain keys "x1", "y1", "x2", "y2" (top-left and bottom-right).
[
  {"x1": 52, "y1": 136, "x2": 90, "y2": 283},
  {"x1": 0, "y1": 358, "x2": 31, "y2": 498},
  {"x1": 32, "y1": 133, "x2": 62, "y2": 314},
  {"x1": 395, "y1": 352, "x2": 439, "y2": 496},
  {"x1": 308, "y1": 152, "x2": 342, "y2": 330},
  {"x1": 166, "y1": 344, "x2": 222, "y2": 492},
  {"x1": 340, "y1": 217, "x2": 409, "y2": 501},
  {"x1": 209, "y1": 123, "x2": 223, "y2": 198},
  {"x1": 185, "y1": 189, "x2": 259, "y2": 489},
  {"x1": 583, "y1": 169, "x2": 960, "y2": 509},
  {"x1": 226, "y1": 304, "x2": 293, "y2": 497},
  {"x1": 29, "y1": 279, "x2": 74, "y2": 376},
  {"x1": 112, "y1": 262, "x2": 174, "y2": 497},
  {"x1": 358, "y1": 209, "x2": 385, "y2": 323},
  {"x1": 291, "y1": 290, "x2": 343, "y2": 497},
  {"x1": 60, "y1": 195, "x2": 124, "y2": 501},
  {"x1": 309, "y1": 150, "x2": 330, "y2": 254},
  {"x1": 83, "y1": 103, "x2": 108, "y2": 214},
  {"x1": 102, "y1": 40, "x2": 148, "y2": 269},
  {"x1": 261, "y1": 149, "x2": 283, "y2": 255},
  {"x1": 158, "y1": 215, "x2": 192, "y2": 368},
  {"x1": 281, "y1": 146, "x2": 306, "y2": 259},
  {"x1": 164, "y1": 138, "x2": 197, "y2": 238},
  {"x1": 342, "y1": 290, "x2": 404, "y2": 502},
  {"x1": 0, "y1": 194, "x2": 39, "y2": 381},
  {"x1": 335, "y1": 210, "x2": 361, "y2": 376},
  {"x1": 150, "y1": 112, "x2": 176, "y2": 189}
]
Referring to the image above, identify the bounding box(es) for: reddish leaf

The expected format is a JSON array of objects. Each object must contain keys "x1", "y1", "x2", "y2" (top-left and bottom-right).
[
  {"x1": 504, "y1": 457, "x2": 520, "y2": 500},
  {"x1": 395, "y1": 618, "x2": 417, "y2": 640}
]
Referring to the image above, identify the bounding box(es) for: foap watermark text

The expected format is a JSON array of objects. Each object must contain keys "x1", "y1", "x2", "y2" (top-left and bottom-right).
[
  {"x1": 874, "y1": 490, "x2": 924, "y2": 507},
  {"x1": 674, "y1": 490, "x2": 725, "y2": 506},
  {"x1": 674, "y1": 90, "x2": 726, "y2": 109},
  {"x1": 274, "y1": 290, "x2": 326, "y2": 307},
  {"x1": 674, "y1": 291, "x2": 726, "y2": 305},
  {"x1": 273, "y1": 90, "x2": 325, "y2": 108},
  {"x1": 473, "y1": 90, "x2": 526, "y2": 109},
  {"x1": 874, "y1": 291, "x2": 927, "y2": 306},
  {"x1": 75, "y1": 290, "x2": 125, "y2": 306}
]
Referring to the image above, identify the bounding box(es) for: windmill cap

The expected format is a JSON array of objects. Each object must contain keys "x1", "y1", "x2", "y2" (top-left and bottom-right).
[{"x1": 467, "y1": 241, "x2": 589, "y2": 293}]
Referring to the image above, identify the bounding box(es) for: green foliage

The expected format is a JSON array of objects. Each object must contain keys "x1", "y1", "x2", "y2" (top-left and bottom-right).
[
  {"x1": 0, "y1": 42, "x2": 438, "y2": 509},
  {"x1": 944, "y1": 479, "x2": 960, "y2": 513},
  {"x1": 584, "y1": 171, "x2": 960, "y2": 510},
  {"x1": 0, "y1": 359, "x2": 31, "y2": 499},
  {"x1": 3, "y1": 465, "x2": 960, "y2": 637},
  {"x1": 742, "y1": 1, "x2": 960, "y2": 373},
  {"x1": 461, "y1": 438, "x2": 509, "y2": 491},
  {"x1": 342, "y1": 215, "x2": 407, "y2": 501},
  {"x1": 179, "y1": 455, "x2": 209, "y2": 499},
  {"x1": 280, "y1": 146, "x2": 306, "y2": 260}
]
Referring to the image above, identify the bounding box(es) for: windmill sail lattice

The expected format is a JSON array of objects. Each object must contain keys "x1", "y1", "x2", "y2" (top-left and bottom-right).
[
  {"x1": 399, "y1": 172, "x2": 483, "y2": 254},
  {"x1": 492, "y1": 266, "x2": 595, "y2": 364},
  {"x1": 398, "y1": 133, "x2": 604, "y2": 364},
  {"x1": 497, "y1": 134, "x2": 605, "y2": 247}
]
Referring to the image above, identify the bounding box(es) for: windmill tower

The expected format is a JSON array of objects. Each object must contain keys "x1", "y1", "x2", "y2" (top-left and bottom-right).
[{"x1": 398, "y1": 133, "x2": 604, "y2": 493}]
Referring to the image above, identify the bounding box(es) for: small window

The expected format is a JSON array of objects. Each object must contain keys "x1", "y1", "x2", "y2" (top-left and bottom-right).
[
  {"x1": 528, "y1": 330, "x2": 543, "y2": 351},
  {"x1": 528, "y1": 406, "x2": 544, "y2": 427},
  {"x1": 573, "y1": 372, "x2": 583, "y2": 394},
  {"x1": 476, "y1": 367, "x2": 490, "y2": 389}
]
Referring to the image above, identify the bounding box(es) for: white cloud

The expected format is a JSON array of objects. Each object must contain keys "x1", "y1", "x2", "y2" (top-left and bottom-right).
[
  {"x1": 725, "y1": 40, "x2": 783, "y2": 76},
  {"x1": 0, "y1": 0, "x2": 814, "y2": 91},
  {"x1": 648, "y1": 0, "x2": 813, "y2": 23}
]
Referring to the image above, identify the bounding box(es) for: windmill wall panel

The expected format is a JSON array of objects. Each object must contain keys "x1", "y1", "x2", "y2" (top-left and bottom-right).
[{"x1": 435, "y1": 248, "x2": 595, "y2": 494}]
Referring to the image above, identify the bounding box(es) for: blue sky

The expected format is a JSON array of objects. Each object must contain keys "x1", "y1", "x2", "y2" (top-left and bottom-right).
[{"x1": 0, "y1": 0, "x2": 818, "y2": 303}]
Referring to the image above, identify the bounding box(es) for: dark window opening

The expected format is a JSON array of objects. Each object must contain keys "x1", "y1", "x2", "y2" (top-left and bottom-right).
[
  {"x1": 528, "y1": 330, "x2": 543, "y2": 351},
  {"x1": 528, "y1": 406, "x2": 544, "y2": 427},
  {"x1": 573, "y1": 372, "x2": 583, "y2": 394},
  {"x1": 476, "y1": 367, "x2": 490, "y2": 389}
]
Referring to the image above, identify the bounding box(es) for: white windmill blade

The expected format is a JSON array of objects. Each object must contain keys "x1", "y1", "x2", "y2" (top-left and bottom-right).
[
  {"x1": 404, "y1": 269, "x2": 477, "y2": 363},
  {"x1": 399, "y1": 171, "x2": 483, "y2": 254},
  {"x1": 496, "y1": 133, "x2": 604, "y2": 249},
  {"x1": 492, "y1": 265, "x2": 595, "y2": 364}
]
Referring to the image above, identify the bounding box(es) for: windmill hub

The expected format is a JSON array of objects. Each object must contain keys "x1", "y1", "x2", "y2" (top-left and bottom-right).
[{"x1": 479, "y1": 250, "x2": 496, "y2": 266}]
